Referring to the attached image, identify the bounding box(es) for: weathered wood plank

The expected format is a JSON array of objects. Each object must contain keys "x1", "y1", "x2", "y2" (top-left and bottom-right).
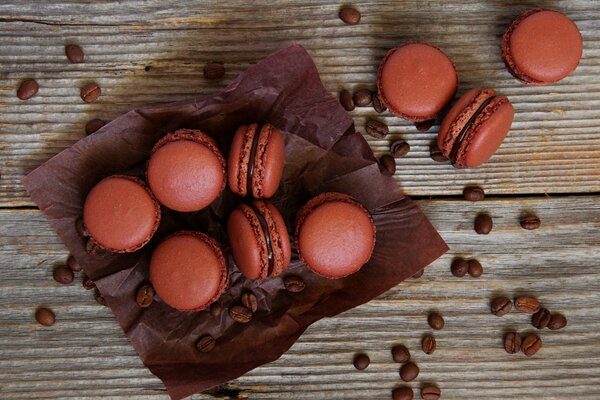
[
  {"x1": 1, "y1": 196, "x2": 599, "y2": 399},
  {"x1": 1, "y1": 0, "x2": 600, "y2": 206}
]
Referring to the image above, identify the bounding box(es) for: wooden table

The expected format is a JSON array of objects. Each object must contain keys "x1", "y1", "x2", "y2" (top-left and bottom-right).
[{"x1": 1, "y1": 1, "x2": 599, "y2": 399}]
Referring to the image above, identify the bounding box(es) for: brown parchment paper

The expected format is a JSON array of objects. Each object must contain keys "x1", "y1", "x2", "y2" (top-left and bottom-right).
[{"x1": 23, "y1": 45, "x2": 448, "y2": 400}]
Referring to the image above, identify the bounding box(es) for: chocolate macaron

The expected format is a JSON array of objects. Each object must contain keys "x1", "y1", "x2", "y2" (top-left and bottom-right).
[
  {"x1": 438, "y1": 88, "x2": 515, "y2": 168},
  {"x1": 227, "y1": 200, "x2": 291, "y2": 280},
  {"x1": 83, "y1": 175, "x2": 160, "y2": 253},
  {"x1": 502, "y1": 8, "x2": 583, "y2": 85},
  {"x1": 228, "y1": 123, "x2": 285, "y2": 199},
  {"x1": 295, "y1": 192, "x2": 376, "y2": 279},
  {"x1": 377, "y1": 42, "x2": 458, "y2": 122},
  {"x1": 147, "y1": 129, "x2": 226, "y2": 212},
  {"x1": 150, "y1": 231, "x2": 229, "y2": 311}
]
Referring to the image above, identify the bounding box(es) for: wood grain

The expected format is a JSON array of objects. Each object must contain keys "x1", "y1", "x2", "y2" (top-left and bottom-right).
[
  {"x1": 1, "y1": 196, "x2": 599, "y2": 399},
  {"x1": 1, "y1": 0, "x2": 600, "y2": 206}
]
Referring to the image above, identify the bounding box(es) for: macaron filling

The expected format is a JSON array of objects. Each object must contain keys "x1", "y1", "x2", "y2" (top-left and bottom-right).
[
  {"x1": 248, "y1": 202, "x2": 275, "y2": 275},
  {"x1": 246, "y1": 124, "x2": 264, "y2": 197},
  {"x1": 449, "y1": 95, "x2": 497, "y2": 164}
]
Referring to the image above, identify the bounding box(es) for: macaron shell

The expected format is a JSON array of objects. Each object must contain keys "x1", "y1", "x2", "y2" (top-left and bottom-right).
[
  {"x1": 227, "y1": 124, "x2": 256, "y2": 197},
  {"x1": 252, "y1": 125, "x2": 285, "y2": 199},
  {"x1": 227, "y1": 205, "x2": 269, "y2": 280},
  {"x1": 262, "y1": 201, "x2": 291, "y2": 276}
]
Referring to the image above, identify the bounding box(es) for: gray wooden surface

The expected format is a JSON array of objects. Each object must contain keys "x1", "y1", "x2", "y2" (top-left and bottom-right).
[{"x1": 1, "y1": 0, "x2": 600, "y2": 399}]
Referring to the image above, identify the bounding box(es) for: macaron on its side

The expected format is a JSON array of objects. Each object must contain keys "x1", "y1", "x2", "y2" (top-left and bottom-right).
[
  {"x1": 228, "y1": 123, "x2": 257, "y2": 197},
  {"x1": 150, "y1": 231, "x2": 229, "y2": 312},
  {"x1": 251, "y1": 124, "x2": 285, "y2": 199},
  {"x1": 83, "y1": 175, "x2": 161, "y2": 253}
]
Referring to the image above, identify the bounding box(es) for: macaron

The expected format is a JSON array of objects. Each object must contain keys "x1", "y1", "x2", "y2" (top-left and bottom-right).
[
  {"x1": 147, "y1": 129, "x2": 226, "y2": 212},
  {"x1": 150, "y1": 231, "x2": 229, "y2": 311},
  {"x1": 228, "y1": 123, "x2": 285, "y2": 198},
  {"x1": 501, "y1": 8, "x2": 583, "y2": 85},
  {"x1": 438, "y1": 88, "x2": 515, "y2": 168},
  {"x1": 227, "y1": 200, "x2": 291, "y2": 280},
  {"x1": 377, "y1": 42, "x2": 458, "y2": 122},
  {"x1": 83, "y1": 175, "x2": 160, "y2": 253},
  {"x1": 295, "y1": 192, "x2": 376, "y2": 279}
]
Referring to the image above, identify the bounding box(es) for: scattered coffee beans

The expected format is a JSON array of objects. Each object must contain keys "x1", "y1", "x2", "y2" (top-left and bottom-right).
[
  {"x1": 229, "y1": 305, "x2": 252, "y2": 323},
  {"x1": 35, "y1": 307, "x2": 55, "y2": 326},
  {"x1": 463, "y1": 186, "x2": 485, "y2": 202},
  {"x1": 428, "y1": 312, "x2": 444, "y2": 330},
  {"x1": 196, "y1": 335, "x2": 216, "y2": 353},
  {"x1": 82, "y1": 277, "x2": 96, "y2": 290},
  {"x1": 548, "y1": 313, "x2": 567, "y2": 330},
  {"x1": 520, "y1": 214, "x2": 541, "y2": 230},
  {"x1": 353, "y1": 353, "x2": 370, "y2": 370},
  {"x1": 392, "y1": 386, "x2": 414, "y2": 400},
  {"x1": 17, "y1": 79, "x2": 39, "y2": 100},
  {"x1": 412, "y1": 269, "x2": 424, "y2": 278},
  {"x1": 66, "y1": 255, "x2": 82, "y2": 272},
  {"x1": 504, "y1": 332, "x2": 521, "y2": 354},
  {"x1": 65, "y1": 44, "x2": 84, "y2": 63},
  {"x1": 467, "y1": 259, "x2": 483, "y2": 278},
  {"x1": 430, "y1": 145, "x2": 448, "y2": 162},
  {"x1": 415, "y1": 119, "x2": 435, "y2": 132},
  {"x1": 391, "y1": 344, "x2": 411, "y2": 363},
  {"x1": 241, "y1": 291, "x2": 258, "y2": 313},
  {"x1": 210, "y1": 302, "x2": 222, "y2": 317},
  {"x1": 474, "y1": 213, "x2": 493, "y2": 234},
  {"x1": 80, "y1": 83, "x2": 101, "y2": 103},
  {"x1": 365, "y1": 119, "x2": 389, "y2": 138},
  {"x1": 339, "y1": 7, "x2": 361, "y2": 25},
  {"x1": 450, "y1": 258, "x2": 468, "y2": 277},
  {"x1": 421, "y1": 385, "x2": 441, "y2": 400},
  {"x1": 399, "y1": 362, "x2": 419, "y2": 382},
  {"x1": 53, "y1": 266, "x2": 74, "y2": 284},
  {"x1": 522, "y1": 334, "x2": 542, "y2": 356},
  {"x1": 514, "y1": 296, "x2": 541, "y2": 314},
  {"x1": 353, "y1": 89, "x2": 372, "y2": 107},
  {"x1": 203, "y1": 62, "x2": 225, "y2": 79},
  {"x1": 339, "y1": 89, "x2": 354, "y2": 111},
  {"x1": 85, "y1": 118, "x2": 105, "y2": 135},
  {"x1": 284, "y1": 275, "x2": 305, "y2": 293},
  {"x1": 379, "y1": 154, "x2": 396, "y2": 176},
  {"x1": 372, "y1": 93, "x2": 387, "y2": 113},
  {"x1": 390, "y1": 140, "x2": 410, "y2": 158},
  {"x1": 136, "y1": 285, "x2": 154, "y2": 308},
  {"x1": 532, "y1": 308, "x2": 551, "y2": 329},
  {"x1": 491, "y1": 296, "x2": 512, "y2": 316},
  {"x1": 94, "y1": 290, "x2": 108, "y2": 307},
  {"x1": 422, "y1": 334, "x2": 436, "y2": 354}
]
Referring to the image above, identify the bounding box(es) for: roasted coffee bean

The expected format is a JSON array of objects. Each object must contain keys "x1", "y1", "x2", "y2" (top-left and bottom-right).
[
  {"x1": 514, "y1": 296, "x2": 541, "y2": 314},
  {"x1": 85, "y1": 118, "x2": 105, "y2": 135},
  {"x1": 284, "y1": 275, "x2": 305, "y2": 293},
  {"x1": 353, "y1": 353, "x2": 370, "y2": 370},
  {"x1": 522, "y1": 334, "x2": 542, "y2": 356},
  {"x1": 532, "y1": 308, "x2": 551, "y2": 329},
  {"x1": 353, "y1": 89, "x2": 372, "y2": 107},
  {"x1": 450, "y1": 258, "x2": 468, "y2": 277},
  {"x1": 17, "y1": 79, "x2": 38, "y2": 100},
  {"x1": 504, "y1": 332, "x2": 522, "y2": 354},
  {"x1": 421, "y1": 385, "x2": 441, "y2": 400},
  {"x1": 392, "y1": 386, "x2": 414, "y2": 400},
  {"x1": 390, "y1": 140, "x2": 410, "y2": 158},
  {"x1": 430, "y1": 145, "x2": 448, "y2": 162},
  {"x1": 82, "y1": 277, "x2": 96, "y2": 290},
  {"x1": 412, "y1": 269, "x2": 424, "y2": 278},
  {"x1": 520, "y1": 214, "x2": 541, "y2": 230},
  {"x1": 399, "y1": 362, "x2": 419, "y2": 382},
  {"x1": 229, "y1": 305, "x2": 252, "y2": 323},
  {"x1": 491, "y1": 296, "x2": 512, "y2": 316},
  {"x1": 80, "y1": 83, "x2": 101, "y2": 103},
  {"x1": 196, "y1": 335, "x2": 216, "y2": 353},
  {"x1": 548, "y1": 313, "x2": 567, "y2": 330},
  {"x1": 463, "y1": 186, "x2": 485, "y2": 202},
  {"x1": 65, "y1": 44, "x2": 84, "y2": 63},
  {"x1": 53, "y1": 266, "x2": 74, "y2": 285},
  {"x1": 422, "y1": 335, "x2": 436, "y2": 354},
  {"x1": 339, "y1": 89, "x2": 355, "y2": 111},
  {"x1": 391, "y1": 344, "x2": 411, "y2": 363},
  {"x1": 467, "y1": 259, "x2": 483, "y2": 278},
  {"x1": 210, "y1": 302, "x2": 222, "y2": 317},
  {"x1": 241, "y1": 292, "x2": 258, "y2": 313},
  {"x1": 35, "y1": 307, "x2": 55, "y2": 326},
  {"x1": 136, "y1": 285, "x2": 154, "y2": 308},
  {"x1": 365, "y1": 119, "x2": 389, "y2": 139},
  {"x1": 372, "y1": 93, "x2": 387, "y2": 113},
  {"x1": 339, "y1": 7, "x2": 361, "y2": 25},
  {"x1": 474, "y1": 213, "x2": 493, "y2": 234},
  {"x1": 203, "y1": 61, "x2": 225, "y2": 79},
  {"x1": 66, "y1": 255, "x2": 82, "y2": 272},
  {"x1": 94, "y1": 290, "x2": 108, "y2": 307},
  {"x1": 428, "y1": 312, "x2": 444, "y2": 330},
  {"x1": 379, "y1": 154, "x2": 396, "y2": 176},
  {"x1": 415, "y1": 119, "x2": 435, "y2": 132}
]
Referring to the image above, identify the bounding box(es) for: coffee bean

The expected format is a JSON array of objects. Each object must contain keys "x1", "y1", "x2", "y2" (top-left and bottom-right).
[
  {"x1": 284, "y1": 275, "x2": 305, "y2": 293},
  {"x1": 514, "y1": 296, "x2": 541, "y2": 314},
  {"x1": 53, "y1": 266, "x2": 74, "y2": 285},
  {"x1": 85, "y1": 118, "x2": 105, "y2": 135},
  {"x1": 35, "y1": 307, "x2": 55, "y2": 326},
  {"x1": 94, "y1": 290, "x2": 108, "y2": 307},
  {"x1": 229, "y1": 305, "x2": 252, "y2": 323},
  {"x1": 463, "y1": 186, "x2": 485, "y2": 202},
  {"x1": 196, "y1": 335, "x2": 216, "y2": 353},
  {"x1": 450, "y1": 258, "x2": 468, "y2": 277},
  {"x1": 339, "y1": 7, "x2": 361, "y2": 25},
  {"x1": 428, "y1": 312, "x2": 444, "y2": 330},
  {"x1": 392, "y1": 386, "x2": 414, "y2": 400},
  {"x1": 532, "y1": 308, "x2": 551, "y2": 329},
  {"x1": 365, "y1": 119, "x2": 389, "y2": 139},
  {"x1": 415, "y1": 119, "x2": 435, "y2": 132},
  {"x1": 548, "y1": 313, "x2": 567, "y2": 330},
  {"x1": 210, "y1": 302, "x2": 222, "y2": 317},
  {"x1": 491, "y1": 296, "x2": 512, "y2": 316},
  {"x1": 241, "y1": 291, "x2": 258, "y2": 313},
  {"x1": 421, "y1": 385, "x2": 441, "y2": 400},
  {"x1": 353, "y1": 353, "x2": 370, "y2": 370},
  {"x1": 17, "y1": 79, "x2": 39, "y2": 100},
  {"x1": 372, "y1": 93, "x2": 387, "y2": 113},
  {"x1": 390, "y1": 140, "x2": 410, "y2": 158},
  {"x1": 474, "y1": 213, "x2": 493, "y2": 234},
  {"x1": 399, "y1": 362, "x2": 419, "y2": 382},
  {"x1": 504, "y1": 332, "x2": 522, "y2": 354},
  {"x1": 353, "y1": 89, "x2": 372, "y2": 107},
  {"x1": 66, "y1": 255, "x2": 82, "y2": 272},
  {"x1": 422, "y1": 335, "x2": 436, "y2": 354},
  {"x1": 339, "y1": 89, "x2": 355, "y2": 111},
  {"x1": 520, "y1": 214, "x2": 541, "y2": 230},
  {"x1": 467, "y1": 259, "x2": 483, "y2": 278},
  {"x1": 391, "y1": 344, "x2": 411, "y2": 363},
  {"x1": 380, "y1": 154, "x2": 396, "y2": 176},
  {"x1": 203, "y1": 61, "x2": 225, "y2": 79},
  {"x1": 136, "y1": 285, "x2": 154, "y2": 308},
  {"x1": 82, "y1": 277, "x2": 96, "y2": 290},
  {"x1": 412, "y1": 269, "x2": 424, "y2": 278},
  {"x1": 65, "y1": 44, "x2": 84, "y2": 63},
  {"x1": 522, "y1": 334, "x2": 542, "y2": 356},
  {"x1": 80, "y1": 83, "x2": 101, "y2": 103},
  {"x1": 430, "y1": 145, "x2": 448, "y2": 162}
]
